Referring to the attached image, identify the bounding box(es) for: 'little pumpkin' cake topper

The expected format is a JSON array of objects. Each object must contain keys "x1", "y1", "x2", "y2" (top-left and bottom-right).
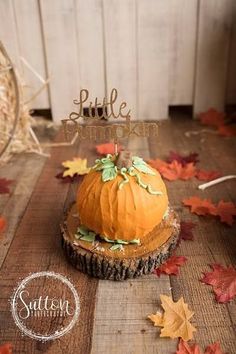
[
  {"x1": 60, "y1": 89, "x2": 180, "y2": 281},
  {"x1": 61, "y1": 88, "x2": 158, "y2": 145}
]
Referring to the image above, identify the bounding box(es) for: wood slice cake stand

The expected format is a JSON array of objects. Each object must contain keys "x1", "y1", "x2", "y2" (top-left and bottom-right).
[{"x1": 61, "y1": 203, "x2": 180, "y2": 281}]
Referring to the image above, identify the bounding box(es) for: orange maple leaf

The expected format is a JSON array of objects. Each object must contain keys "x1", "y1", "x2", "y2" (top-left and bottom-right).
[
  {"x1": 0, "y1": 343, "x2": 13, "y2": 354},
  {"x1": 148, "y1": 158, "x2": 168, "y2": 171},
  {"x1": 204, "y1": 342, "x2": 226, "y2": 354},
  {"x1": 154, "y1": 255, "x2": 187, "y2": 276},
  {"x1": 196, "y1": 169, "x2": 221, "y2": 181},
  {"x1": 199, "y1": 108, "x2": 225, "y2": 128},
  {"x1": 218, "y1": 125, "x2": 236, "y2": 137},
  {"x1": 176, "y1": 339, "x2": 202, "y2": 354},
  {"x1": 96, "y1": 143, "x2": 123, "y2": 155},
  {"x1": 201, "y1": 264, "x2": 236, "y2": 303},
  {"x1": 159, "y1": 161, "x2": 196, "y2": 181},
  {"x1": 0, "y1": 217, "x2": 6, "y2": 233},
  {"x1": 183, "y1": 196, "x2": 217, "y2": 216},
  {"x1": 215, "y1": 200, "x2": 236, "y2": 226},
  {"x1": 148, "y1": 295, "x2": 196, "y2": 341}
]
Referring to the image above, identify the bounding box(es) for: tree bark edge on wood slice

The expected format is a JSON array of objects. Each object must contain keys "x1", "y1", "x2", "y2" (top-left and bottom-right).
[{"x1": 61, "y1": 203, "x2": 180, "y2": 281}]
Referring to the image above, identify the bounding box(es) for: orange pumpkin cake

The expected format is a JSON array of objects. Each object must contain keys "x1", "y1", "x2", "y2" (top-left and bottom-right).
[{"x1": 61, "y1": 151, "x2": 180, "y2": 280}]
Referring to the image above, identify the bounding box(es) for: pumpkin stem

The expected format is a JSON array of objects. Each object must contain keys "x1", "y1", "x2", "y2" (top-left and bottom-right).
[{"x1": 116, "y1": 150, "x2": 132, "y2": 169}]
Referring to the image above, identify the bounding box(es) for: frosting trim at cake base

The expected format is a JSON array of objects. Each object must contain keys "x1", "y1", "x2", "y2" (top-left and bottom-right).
[{"x1": 61, "y1": 203, "x2": 180, "y2": 280}]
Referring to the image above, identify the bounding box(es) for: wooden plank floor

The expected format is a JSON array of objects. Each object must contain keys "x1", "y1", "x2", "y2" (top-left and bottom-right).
[{"x1": 0, "y1": 116, "x2": 235, "y2": 354}]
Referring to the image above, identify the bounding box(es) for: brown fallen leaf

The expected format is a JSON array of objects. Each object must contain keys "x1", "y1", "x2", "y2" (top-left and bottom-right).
[
  {"x1": 182, "y1": 196, "x2": 217, "y2": 216},
  {"x1": 167, "y1": 151, "x2": 199, "y2": 166},
  {"x1": 201, "y1": 264, "x2": 236, "y2": 303},
  {"x1": 180, "y1": 221, "x2": 196, "y2": 241},
  {"x1": 148, "y1": 294, "x2": 196, "y2": 341},
  {"x1": 55, "y1": 172, "x2": 83, "y2": 184},
  {"x1": 0, "y1": 178, "x2": 13, "y2": 194},
  {"x1": 153, "y1": 255, "x2": 187, "y2": 276}
]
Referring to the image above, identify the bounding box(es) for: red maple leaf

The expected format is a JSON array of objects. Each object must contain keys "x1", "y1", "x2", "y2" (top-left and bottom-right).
[
  {"x1": 96, "y1": 143, "x2": 123, "y2": 155},
  {"x1": 175, "y1": 339, "x2": 226, "y2": 354},
  {"x1": 0, "y1": 178, "x2": 13, "y2": 194},
  {"x1": 180, "y1": 221, "x2": 196, "y2": 241},
  {"x1": 215, "y1": 200, "x2": 236, "y2": 226},
  {"x1": 204, "y1": 342, "x2": 226, "y2": 354},
  {"x1": 199, "y1": 108, "x2": 225, "y2": 128},
  {"x1": 196, "y1": 170, "x2": 221, "y2": 181},
  {"x1": 158, "y1": 161, "x2": 196, "y2": 181},
  {"x1": 201, "y1": 264, "x2": 236, "y2": 303},
  {"x1": 55, "y1": 172, "x2": 83, "y2": 184},
  {"x1": 0, "y1": 343, "x2": 13, "y2": 354},
  {"x1": 167, "y1": 151, "x2": 199, "y2": 166},
  {"x1": 176, "y1": 339, "x2": 202, "y2": 354},
  {"x1": 0, "y1": 217, "x2": 7, "y2": 233},
  {"x1": 182, "y1": 196, "x2": 217, "y2": 216},
  {"x1": 218, "y1": 125, "x2": 236, "y2": 137},
  {"x1": 154, "y1": 255, "x2": 187, "y2": 277}
]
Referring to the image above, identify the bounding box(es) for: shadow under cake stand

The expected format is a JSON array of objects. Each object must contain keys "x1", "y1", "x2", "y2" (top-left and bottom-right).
[{"x1": 61, "y1": 203, "x2": 180, "y2": 281}]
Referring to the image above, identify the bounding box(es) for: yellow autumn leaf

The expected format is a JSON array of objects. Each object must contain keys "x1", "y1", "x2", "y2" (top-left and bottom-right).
[
  {"x1": 62, "y1": 158, "x2": 90, "y2": 177},
  {"x1": 148, "y1": 294, "x2": 196, "y2": 341},
  {"x1": 147, "y1": 312, "x2": 164, "y2": 327}
]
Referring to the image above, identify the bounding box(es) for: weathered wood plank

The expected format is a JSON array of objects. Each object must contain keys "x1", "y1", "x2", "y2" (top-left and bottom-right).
[
  {"x1": 194, "y1": 0, "x2": 233, "y2": 115},
  {"x1": 0, "y1": 0, "x2": 21, "y2": 70},
  {"x1": 103, "y1": 0, "x2": 137, "y2": 119},
  {"x1": 226, "y1": 0, "x2": 236, "y2": 104},
  {"x1": 90, "y1": 136, "x2": 177, "y2": 354},
  {"x1": 0, "y1": 153, "x2": 47, "y2": 268},
  {"x1": 40, "y1": 0, "x2": 80, "y2": 121},
  {"x1": 0, "y1": 117, "x2": 235, "y2": 353},
  {"x1": 0, "y1": 130, "x2": 98, "y2": 353},
  {"x1": 169, "y1": 0, "x2": 198, "y2": 105},
  {"x1": 75, "y1": 0, "x2": 105, "y2": 102},
  {"x1": 137, "y1": 0, "x2": 169, "y2": 120},
  {"x1": 149, "y1": 117, "x2": 236, "y2": 354},
  {"x1": 13, "y1": 0, "x2": 49, "y2": 109}
]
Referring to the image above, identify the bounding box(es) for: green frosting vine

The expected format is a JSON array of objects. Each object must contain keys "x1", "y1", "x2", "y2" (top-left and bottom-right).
[
  {"x1": 75, "y1": 225, "x2": 140, "y2": 250},
  {"x1": 93, "y1": 154, "x2": 163, "y2": 195}
]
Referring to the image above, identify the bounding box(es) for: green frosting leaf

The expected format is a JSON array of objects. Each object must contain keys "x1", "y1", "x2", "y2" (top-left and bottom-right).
[
  {"x1": 103, "y1": 236, "x2": 140, "y2": 245},
  {"x1": 102, "y1": 167, "x2": 117, "y2": 182},
  {"x1": 75, "y1": 226, "x2": 96, "y2": 242},
  {"x1": 132, "y1": 156, "x2": 156, "y2": 175},
  {"x1": 110, "y1": 244, "x2": 123, "y2": 251},
  {"x1": 79, "y1": 232, "x2": 96, "y2": 242},
  {"x1": 77, "y1": 225, "x2": 89, "y2": 236}
]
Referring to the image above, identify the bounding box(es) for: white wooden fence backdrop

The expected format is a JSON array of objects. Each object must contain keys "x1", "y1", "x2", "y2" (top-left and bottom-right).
[{"x1": 0, "y1": 0, "x2": 235, "y2": 122}]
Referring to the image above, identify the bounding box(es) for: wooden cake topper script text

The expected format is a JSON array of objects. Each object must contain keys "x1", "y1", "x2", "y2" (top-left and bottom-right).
[{"x1": 62, "y1": 88, "x2": 158, "y2": 141}]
